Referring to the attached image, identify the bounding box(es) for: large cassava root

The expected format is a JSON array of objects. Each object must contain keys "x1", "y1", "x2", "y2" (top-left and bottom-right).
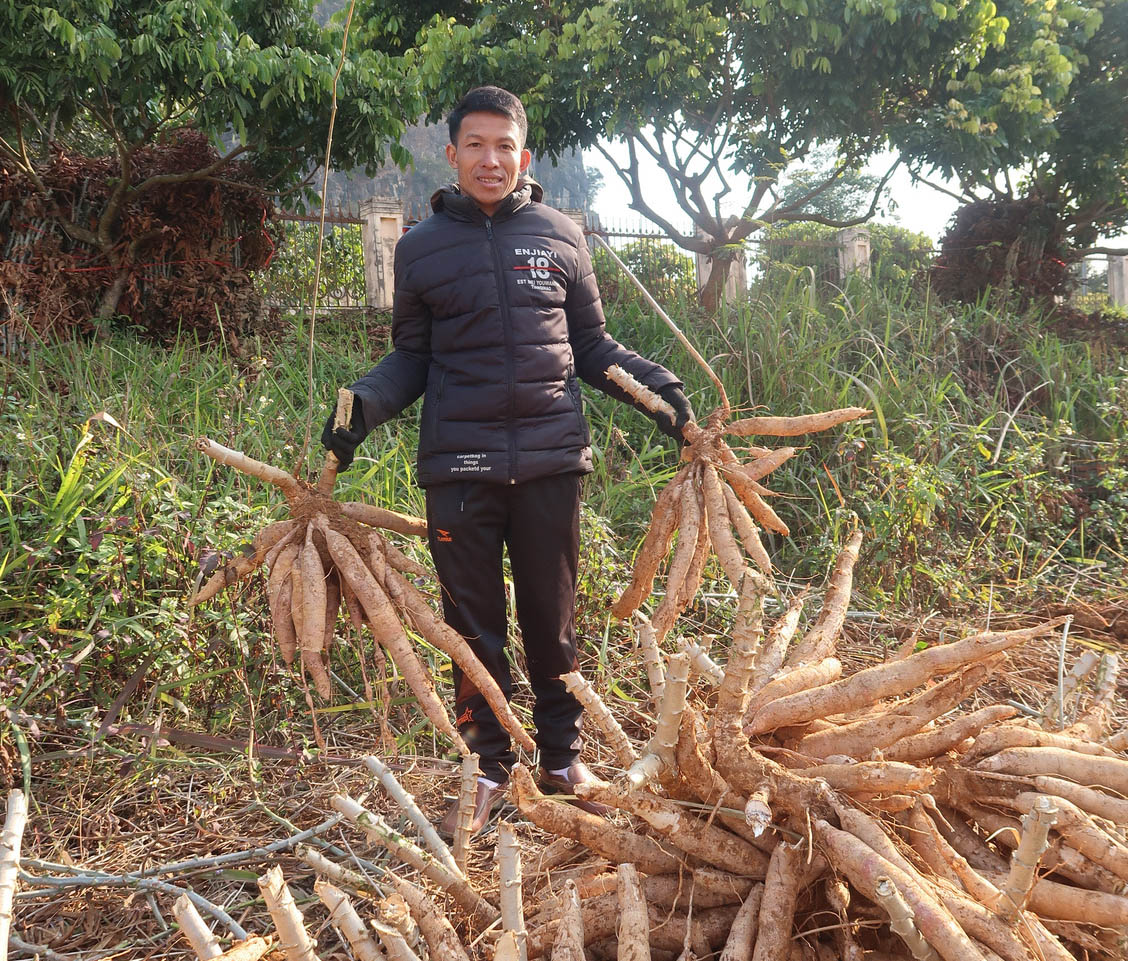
[
  {"x1": 191, "y1": 434, "x2": 534, "y2": 753},
  {"x1": 605, "y1": 365, "x2": 869, "y2": 627}
]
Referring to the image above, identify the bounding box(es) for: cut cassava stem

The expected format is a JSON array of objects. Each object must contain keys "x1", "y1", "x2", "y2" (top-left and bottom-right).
[
  {"x1": 606, "y1": 364, "x2": 677, "y2": 422},
  {"x1": 315, "y1": 880, "x2": 383, "y2": 961},
  {"x1": 364, "y1": 754, "x2": 461, "y2": 879},
  {"x1": 678, "y1": 637, "x2": 725, "y2": 686},
  {"x1": 296, "y1": 845, "x2": 377, "y2": 894},
  {"x1": 635, "y1": 612, "x2": 666, "y2": 702},
  {"x1": 814, "y1": 820, "x2": 988, "y2": 961},
  {"x1": 173, "y1": 893, "x2": 223, "y2": 960},
  {"x1": 371, "y1": 919, "x2": 422, "y2": 961},
  {"x1": 315, "y1": 387, "x2": 353, "y2": 496},
  {"x1": 627, "y1": 652, "x2": 690, "y2": 787},
  {"x1": 1007, "y1": 791, "x2": 1128, "y2": 882},
  {"x1": 257, "y1": 865, "x2": 319, "y2": 961},
  {"x1": 330, "y1": 794, "x2": 499, "y2": 927},
  {"x1": 0, "y1": 789, "x2": 28, "y2": 961},
  {"x1": 453, "y1": 753, "x2": 480, "y2": 872},
  {"x1": 996, "y1": 795, "x2": 1057, "y2": 920},
  {"x1": 873, "y1": 877, "x2": 941, "y2": 961},
  {"x1": 197, "y1": 437, "x2": 302, "y2": 498},
  {"x1": 497, "y1": 823, "x2": 528, "y2": 961},
  {"x1": 560, "y1": 672, "x2": 637, "y2": 768},
  {"x1": 385, "y1": 874, "x2": 472, "y2": 961}
]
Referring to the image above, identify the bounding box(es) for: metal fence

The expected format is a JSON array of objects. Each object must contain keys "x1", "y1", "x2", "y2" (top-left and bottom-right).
[{"x1": 256, "y1": 208, "x2": 367, "y2": 312}]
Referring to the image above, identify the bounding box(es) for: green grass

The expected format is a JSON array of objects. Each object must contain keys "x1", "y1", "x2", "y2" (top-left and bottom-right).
[{"x1": 2, "y1": 275, "x2": 1125, "y2": 759}]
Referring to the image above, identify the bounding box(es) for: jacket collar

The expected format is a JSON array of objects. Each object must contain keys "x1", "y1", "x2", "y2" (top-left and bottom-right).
[{"x1": 430, "y1": 179, "x2": 543, "y2": 223}]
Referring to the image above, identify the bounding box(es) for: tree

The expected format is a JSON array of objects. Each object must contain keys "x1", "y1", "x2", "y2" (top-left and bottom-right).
[
  {"x1": 897, "y1": 0, "x2": 1125, "y2": 305},
  {"x1": 429, "y1": 0, "x2": 1097, "y2": 309},
  {"x1": 0, "y1": 0, "x2": 456, "y2": 319}
]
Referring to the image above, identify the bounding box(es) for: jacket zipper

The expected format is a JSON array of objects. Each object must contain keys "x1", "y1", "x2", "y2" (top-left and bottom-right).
[{"x1": 486, "y1": 217, "x2": 518, "y2": 484}]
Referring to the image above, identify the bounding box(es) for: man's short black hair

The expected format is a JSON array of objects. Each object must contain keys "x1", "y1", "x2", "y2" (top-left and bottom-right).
[{"x1": 448, "y1": 86, "x2": 528, "y2": 146}]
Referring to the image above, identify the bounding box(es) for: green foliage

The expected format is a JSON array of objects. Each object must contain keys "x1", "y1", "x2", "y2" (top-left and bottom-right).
[
  {"x1": 901, "y1": 0, "x2": 1127, "y2": 247},
  {"x1": 593, "y1": 238, "x2": 697, "y2": 306},
  {"x1": 258, "y1": 222, "x2": 366, "y2": 309},
  {"x1": 423, "y1": 0, "x2": 1076, "y2": 307},
  {"x1": 3, "y1": 279, "x2": 1126, "y2": 754},
  {"x1": 757, "y1": 222, "x2": 934, "y2": 287}
]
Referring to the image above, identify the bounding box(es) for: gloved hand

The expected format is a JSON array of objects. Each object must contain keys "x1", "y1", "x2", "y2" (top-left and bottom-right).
[
  {"x1": 321, "y1": 402, "x2": 368, "y2": 471},
  {"x1": 656, "y1": 384, "x2": 694, "y2": 440}
]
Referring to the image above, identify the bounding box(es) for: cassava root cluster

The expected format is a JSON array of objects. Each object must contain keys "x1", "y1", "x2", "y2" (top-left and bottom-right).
[{"x1": 191, "y1": 435, "x2": 534, "y2": 755}]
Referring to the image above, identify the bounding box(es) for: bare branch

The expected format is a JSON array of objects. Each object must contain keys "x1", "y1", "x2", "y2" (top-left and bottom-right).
[
  {"x1": 129, "y1": 143, "x2": 255, "y2": 198},
  {"x1": 764, "y1": 157, "x2": 901, "y2": 230},
  {"x1": 593, "y1": 139, "x2": 708, "y2": 252},
  {"x1": 1072, "y1": 247, "x2": 1128, "y2": 258},
  {"x1": 906, "y1": 168, "x2": 977, "y2": 205}
]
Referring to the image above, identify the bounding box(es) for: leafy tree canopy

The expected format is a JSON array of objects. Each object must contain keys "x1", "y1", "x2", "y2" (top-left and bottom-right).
[
  {"x1": 900, "y1": 0, "x2": 1126, "y2": 251},
  {"x1": 422, "y1": 0, "x2": 1101, "y2": 306},
  {"x1": 0, "y1": 0, "x2": 472, "y2": 318}
]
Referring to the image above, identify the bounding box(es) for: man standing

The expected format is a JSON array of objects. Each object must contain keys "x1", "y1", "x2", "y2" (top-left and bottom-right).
[{"x1": 323, "y1": 86, "x2": 693, "y2": 835}]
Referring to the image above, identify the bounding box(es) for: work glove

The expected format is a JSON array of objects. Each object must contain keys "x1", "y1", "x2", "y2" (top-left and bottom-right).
[
  {"x1": 656, "y1": 384, "x2": 695, "y2": 441},
  {"x1": 321, "y1": 401, "x2": 368, "y2": 471}
]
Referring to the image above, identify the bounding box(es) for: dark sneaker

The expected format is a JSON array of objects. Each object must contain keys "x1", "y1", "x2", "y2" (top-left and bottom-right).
[
  {"x1": 438, "y1": 778, "x2": 510, "y2": 840},
  {"x1": 537, "y1": 762, "x2": 611, "y2": 817}
]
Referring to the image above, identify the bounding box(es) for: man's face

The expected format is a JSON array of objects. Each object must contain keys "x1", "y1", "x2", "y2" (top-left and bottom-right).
[{"x1": 446, "y1": 111, "x2": 531, "y2": 216}]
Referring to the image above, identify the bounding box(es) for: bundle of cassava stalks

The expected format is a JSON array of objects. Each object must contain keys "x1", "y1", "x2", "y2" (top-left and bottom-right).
[{"x1": 191, "y1": 390, "x2": 534, "y2": 756}]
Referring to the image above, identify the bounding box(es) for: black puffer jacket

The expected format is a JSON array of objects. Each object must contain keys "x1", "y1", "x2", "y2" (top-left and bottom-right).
[{"x1": 350, "y1": 181, "x2": 681, "y2": 486}]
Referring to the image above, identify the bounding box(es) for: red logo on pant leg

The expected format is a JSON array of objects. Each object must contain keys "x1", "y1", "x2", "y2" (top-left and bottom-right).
[
  {"x1": 456, "y1": 707, "x2": 473, "y2": 727},
  {"x1": 436, "y1": 528, "x2": 453, "y2": 543}
]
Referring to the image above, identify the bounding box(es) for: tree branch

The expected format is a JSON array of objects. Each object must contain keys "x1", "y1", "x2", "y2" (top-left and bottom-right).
[
  {"x1": 907, "y1": 168, "x2": 977, "y2": 205},
  {"x1": 593, "y1": 140, "x2": 707, "y2": 252},
  {"x1": 1073, "y1": 247, "x2": 1128, "y2": 258},
  {"x1": 128, "y1": 142, "x2": 255, "y2": 198},
  {"x1": 763, "y1": 157, "x2": 901, "y2": 230}
]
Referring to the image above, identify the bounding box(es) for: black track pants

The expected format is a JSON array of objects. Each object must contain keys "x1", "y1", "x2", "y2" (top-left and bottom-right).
[{"x1": 425, "y1": 473, "x2": 584, "y2": 782}]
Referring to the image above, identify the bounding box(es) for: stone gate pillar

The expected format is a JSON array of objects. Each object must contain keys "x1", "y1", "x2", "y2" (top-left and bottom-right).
[
  {"x1": 360, "y1": 197, "x2": 403, "y2": 309},
  {"x1": 1109, "y1": 255, "x2": 1128, "y2": 307},
  {"x1": 837, "y1": 226, "x2": 871, "y2": 280}
]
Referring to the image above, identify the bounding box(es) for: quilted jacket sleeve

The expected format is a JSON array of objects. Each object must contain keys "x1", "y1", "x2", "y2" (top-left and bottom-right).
[
  {"x1": 348, "y1": 244, "x2": 431, "y2": 430},
  {"x1": 565, "y1": 235, "x2": 682, "y2": 411}
]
